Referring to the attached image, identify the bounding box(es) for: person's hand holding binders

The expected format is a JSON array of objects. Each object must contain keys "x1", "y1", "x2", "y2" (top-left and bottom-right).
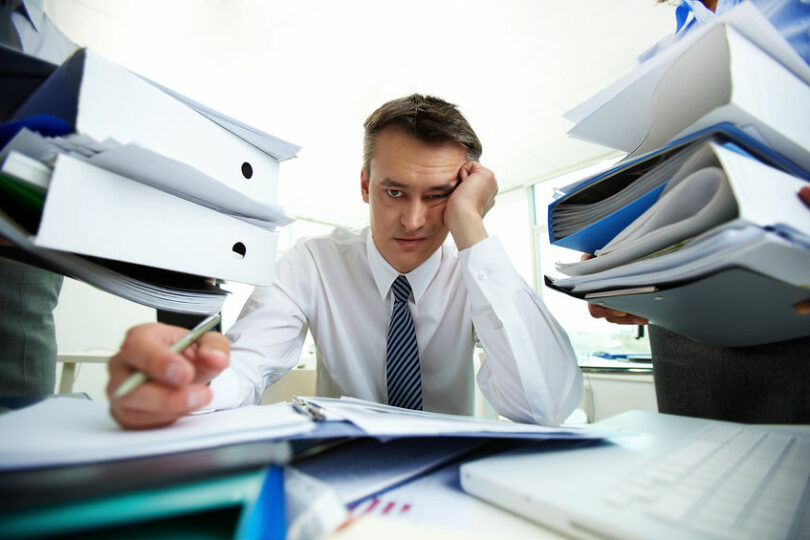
[
  {"x1": 584, "y1": 185, "x2": 810, "y2": 324},
  {"x1": 107, "y1": 323, "x2": 230, "y2": 429},
  {"x1": 579, "y1": 253, "x2": 649, "y2": 325}
]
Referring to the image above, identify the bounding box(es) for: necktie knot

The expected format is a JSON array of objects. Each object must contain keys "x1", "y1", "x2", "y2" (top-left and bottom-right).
[{"x1": 391, "y1": 275, "x2": 411, "y2": 304}]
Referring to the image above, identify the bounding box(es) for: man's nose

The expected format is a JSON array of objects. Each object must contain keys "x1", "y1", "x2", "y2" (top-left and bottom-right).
[{"x1": 401, "y1": 199, "x2": 427, "y2": 231}]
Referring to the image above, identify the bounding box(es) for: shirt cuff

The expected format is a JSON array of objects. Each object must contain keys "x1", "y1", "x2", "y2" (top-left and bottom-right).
[{"x1": 459, "y1": 235, "x2": 525, "y2": 311}]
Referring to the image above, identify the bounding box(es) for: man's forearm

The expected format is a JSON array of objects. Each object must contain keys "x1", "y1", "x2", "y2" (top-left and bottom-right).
[{"x1": 448, "y1": 208, "x2": 488, "y2": 251}]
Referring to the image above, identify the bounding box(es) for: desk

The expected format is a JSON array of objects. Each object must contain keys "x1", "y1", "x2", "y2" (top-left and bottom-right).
[
  {"x1": 56, "y1": 351, "x2": 111, "y2": 394},
  {"x1": 325, "y1": 456, "x2": 563, "y2": 539},
  {"x1": 578, "y1": 355, "x2": 657, "y2": 422}
]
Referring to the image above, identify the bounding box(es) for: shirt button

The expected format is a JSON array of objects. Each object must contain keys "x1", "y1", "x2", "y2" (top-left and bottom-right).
[{"x1": 477, "y1": 270, "x2": 488, "y2": 281}]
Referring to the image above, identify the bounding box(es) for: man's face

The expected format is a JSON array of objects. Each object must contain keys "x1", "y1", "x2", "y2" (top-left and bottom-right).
[{"x1": 361, "y1": 126, "x2": 466, "y2": 274}]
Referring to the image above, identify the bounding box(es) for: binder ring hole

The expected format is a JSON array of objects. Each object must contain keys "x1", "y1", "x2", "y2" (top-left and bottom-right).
[
  {"x1": 232, "y1": 242, "x2": 247, "y2": 260},
  {"x1": 241, "y1": 162, "x2": 253, "y2": 179}
]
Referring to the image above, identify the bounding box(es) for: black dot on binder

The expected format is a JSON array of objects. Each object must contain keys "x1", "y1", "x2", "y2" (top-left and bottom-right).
[
  {"x1": 241, "y1": 162, "x2": 253, "y2": 179},
  {"x1": 232, "y1": 242, "x2": 247, "y2": 259}
]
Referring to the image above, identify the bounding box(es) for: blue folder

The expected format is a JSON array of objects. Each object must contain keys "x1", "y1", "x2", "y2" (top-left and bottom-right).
[{"x1": 548, "y1": 123, "x2": 810, "y2": 254}]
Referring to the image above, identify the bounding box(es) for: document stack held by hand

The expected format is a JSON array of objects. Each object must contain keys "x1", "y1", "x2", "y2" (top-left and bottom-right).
[{"x1": 545, "y1": 2, "x2": 810, "y2": 347}]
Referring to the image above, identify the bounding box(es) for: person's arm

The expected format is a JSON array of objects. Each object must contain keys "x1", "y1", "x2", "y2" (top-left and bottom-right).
[
  {"x1": 460, "y1": 238, "x2": 583, "y2": 426},
  {"x1": 446, "y1": 162, "x2": 583, "y2": 426},
  {"x1": 206, "y1": 241, "x2": 315, "y2": 410},
  {"x1": 443, "y1": 160, "x2": 496, "y2": 251},
  {"x1": 209, "y1": 261, "x2": 311, "y2": 409}
]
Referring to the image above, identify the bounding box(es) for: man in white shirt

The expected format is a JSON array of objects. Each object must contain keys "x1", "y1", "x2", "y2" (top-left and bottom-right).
[{"x1": 107, "y1": 94, "x2": 583, "y2": 428}]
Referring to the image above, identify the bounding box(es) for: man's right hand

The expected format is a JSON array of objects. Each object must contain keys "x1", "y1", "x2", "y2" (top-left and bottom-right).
[{"x1": 107, "y1": 323, "x2": 230, "y2": 429}]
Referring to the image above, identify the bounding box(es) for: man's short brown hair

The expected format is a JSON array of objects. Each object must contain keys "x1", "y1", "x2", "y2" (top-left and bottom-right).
[{"x1": 362, "y1": 94, "x2": 483, "y2": 175}]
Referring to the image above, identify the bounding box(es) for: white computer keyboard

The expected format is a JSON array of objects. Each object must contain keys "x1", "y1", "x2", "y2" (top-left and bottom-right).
[{"x1": 606, "y1": 424, "x2": 810, "y2": 539}]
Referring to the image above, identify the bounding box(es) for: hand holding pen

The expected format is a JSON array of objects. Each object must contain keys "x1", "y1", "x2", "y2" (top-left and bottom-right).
[{"x1": 107, "y1": 313, "x2": 230, "y2": 430}]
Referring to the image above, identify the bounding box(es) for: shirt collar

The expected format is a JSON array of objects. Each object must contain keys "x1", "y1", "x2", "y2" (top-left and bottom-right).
[
  {"x1": 365, "y1": 227, "x2": 441, "y2": 304},
  {"x1": 20, "y1": 0, "x2": 44, "y2": 32}
]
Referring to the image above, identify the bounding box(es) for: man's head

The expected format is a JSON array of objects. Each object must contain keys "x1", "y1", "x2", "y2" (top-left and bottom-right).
[
  {"x1": 360, "y1": 94, "x2": 482, "y2": 273},
  {"x1": 362, "y1": 94, "x2": 483, "y2": 178}
]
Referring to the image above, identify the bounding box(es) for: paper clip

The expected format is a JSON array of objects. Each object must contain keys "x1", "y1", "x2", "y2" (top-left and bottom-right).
[{"x1": 291, "y1": 395, "x2": 326, "y2": 422}]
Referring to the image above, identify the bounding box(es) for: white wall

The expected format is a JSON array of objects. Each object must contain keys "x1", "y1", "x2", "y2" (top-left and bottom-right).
[{"x1": 52, "y1": 278, "x2": 256, "y2": 400}]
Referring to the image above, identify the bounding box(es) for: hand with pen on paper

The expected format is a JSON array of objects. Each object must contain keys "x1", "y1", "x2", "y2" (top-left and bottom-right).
[
  {"x1": 585, "y1": 185, "x2": 810, "y2": 325},
  {"x1": 107, "y1": 321, "x2": 230, "y2": 429}
]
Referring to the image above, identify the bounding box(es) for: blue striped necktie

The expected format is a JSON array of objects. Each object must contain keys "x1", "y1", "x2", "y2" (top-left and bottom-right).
[{"x1": 386, "y1": 275, "x2": 422, "y2": 410}]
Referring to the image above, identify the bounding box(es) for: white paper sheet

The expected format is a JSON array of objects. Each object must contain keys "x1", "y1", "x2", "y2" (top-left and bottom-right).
[
  {"x1": 0, "y1": 398, "x2": 314, "y2": 470},
  {"x1": 306, "y1": 397, "x2": 592, "y2": 438}
]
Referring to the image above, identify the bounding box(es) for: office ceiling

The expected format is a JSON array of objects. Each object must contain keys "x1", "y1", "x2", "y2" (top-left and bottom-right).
[{"x1": 46, "y1": 0, "x2": 675, "y2": 228}]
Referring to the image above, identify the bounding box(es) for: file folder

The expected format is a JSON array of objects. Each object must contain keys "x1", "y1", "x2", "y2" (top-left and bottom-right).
[
  {"x1": 549, "y1": 124, "x2": 809, "y2": 254},
  {"x1": 547, "y1": 267, "x2": 810, "y2": 348},
  {"x1": 0, "y1": 464, "x2": 286, "y2": 540},
  {"x1": 567, "y1": 6, "x2": 810, "y2": 172},
  {"x1": 631, "y1": 24, "x2": 810, "y2": 168},
  {"x1": 34, "y1": 154, "x2": 280, "y2": 286},
  {"x1": 10, "y1": 48, "x2": 292, "y2": 206}
]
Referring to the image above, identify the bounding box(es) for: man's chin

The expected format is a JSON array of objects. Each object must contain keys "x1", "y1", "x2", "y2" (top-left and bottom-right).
[{"x1": 389, "y1": 252, "x2": 428, "y2": 274}]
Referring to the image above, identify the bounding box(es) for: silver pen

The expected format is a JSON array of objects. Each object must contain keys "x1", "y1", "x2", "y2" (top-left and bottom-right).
[{"x1": 113, "y1": 312, "x2": 222, "y2": 398}]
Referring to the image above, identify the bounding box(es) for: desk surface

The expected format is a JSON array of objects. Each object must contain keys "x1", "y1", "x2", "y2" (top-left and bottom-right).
[{"x1": 327, "y1": 457, "x2": 562, "y2": 539}]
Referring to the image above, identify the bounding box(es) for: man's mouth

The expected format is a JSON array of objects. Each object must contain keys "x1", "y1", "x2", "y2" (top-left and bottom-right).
[{"x1": 395, "y1": 236, "x2": 425, "y2": 247}]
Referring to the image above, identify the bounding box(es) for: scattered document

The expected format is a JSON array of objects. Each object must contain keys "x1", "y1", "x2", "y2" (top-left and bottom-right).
[
  {"x1": 551, "y1": 224, "x2": 810, "y2": 294},
  {"x1": 306, "y1": 396, "x2": 601, "y2": 440},
  {"x1": 293, "y1": 438, "x2": 486, "y2": 506},
  {"x1": 0, "y1": 398, "x2": 313, "y2": 470}
]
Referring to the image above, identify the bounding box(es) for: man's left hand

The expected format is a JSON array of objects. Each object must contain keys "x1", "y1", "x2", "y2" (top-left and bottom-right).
[{"x1": 445, "y1": 161, "x2": 498, "y2": 250}]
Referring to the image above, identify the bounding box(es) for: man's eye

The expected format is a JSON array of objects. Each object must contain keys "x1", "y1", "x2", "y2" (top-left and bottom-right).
[
  {"x1": 386, "y1": 189, "x2": 403, "y2": 198},
  {"x1": 428, "y1": 193, "x2": 449, "y2": 200}
]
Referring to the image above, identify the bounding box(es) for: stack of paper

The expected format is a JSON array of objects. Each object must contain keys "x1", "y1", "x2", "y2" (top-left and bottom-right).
[
  {"x1": 0, "y1": 396, "x2": 603, "y2": 471},
  {"x1": 565, "y1": 2, "x2": 810, "y2": 166},
  {"x1": 546, "y1": 3, "x2": 810, "y2": 347},
  {"x1": 0, "y1": 47, "x2": 300, "y2": 313}
]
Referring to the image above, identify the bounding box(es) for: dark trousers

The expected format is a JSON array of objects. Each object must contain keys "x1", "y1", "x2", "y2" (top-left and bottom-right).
[{"x1": 650, "y1": 325, "x2": 810, "y2": 424}]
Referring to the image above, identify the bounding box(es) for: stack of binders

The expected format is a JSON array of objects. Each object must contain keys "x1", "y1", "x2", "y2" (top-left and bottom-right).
[
  {"x1": 545, "y1": 3, "x2": 810, "y2": 347},
  {"x1": 0, "y1": 46, "x2": 299, "y2": 315}
]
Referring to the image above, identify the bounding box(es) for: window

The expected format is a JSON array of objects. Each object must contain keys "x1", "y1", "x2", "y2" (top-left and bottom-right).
[{"x1": 530, "y1": 164, "x2": 651, "y2": 360}]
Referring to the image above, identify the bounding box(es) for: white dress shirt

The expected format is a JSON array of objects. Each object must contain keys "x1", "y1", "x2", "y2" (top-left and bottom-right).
[{"x1": 210, "y1": 227, "x2": 583, "y2": 425}]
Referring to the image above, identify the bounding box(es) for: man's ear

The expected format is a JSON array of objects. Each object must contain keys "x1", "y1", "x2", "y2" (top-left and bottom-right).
[{"x1": 360, "y1": 169, "x2": 370, "y2": 203}]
